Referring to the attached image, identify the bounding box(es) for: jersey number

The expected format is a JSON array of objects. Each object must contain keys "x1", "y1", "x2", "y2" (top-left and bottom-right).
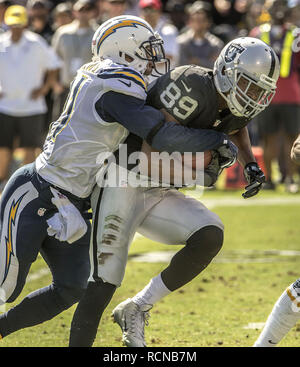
[
  {"x1": 49, "y1": 74, "x2": 88, "y2": 142},
  {"x1": 159, "y1": 81, "x2": 198, "y2": 120}
]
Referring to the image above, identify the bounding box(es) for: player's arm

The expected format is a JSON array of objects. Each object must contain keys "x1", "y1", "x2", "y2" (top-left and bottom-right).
[
  {"x1": 96, "y1": 91, "x2": 236, "y2": 155},
  {"x1": 229, "y1": 127, "x2": 255, "y2": 167},
  {"x1": 230, "y1": 127, "x2": 265, "y2": 199}
]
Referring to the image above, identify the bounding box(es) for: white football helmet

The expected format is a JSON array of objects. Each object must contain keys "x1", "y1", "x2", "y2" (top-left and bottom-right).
[
  {"x1": 213, "y1": 37, "x2": 280, "y2": 119},
  {"x1": 92, "y1": 15, "x2": 169, "y2": 76}
]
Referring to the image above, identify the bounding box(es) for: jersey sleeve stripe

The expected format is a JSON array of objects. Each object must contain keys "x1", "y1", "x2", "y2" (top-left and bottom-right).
[
  {"x1": 98, "y1": 73, "x2": 147, "y2": 92},
  {"x1": 99, "y1": 68, "x2": 146, "y2": 89},
  {"x1": 113, "y1": 71, "x2": 146, "y2": 89}
]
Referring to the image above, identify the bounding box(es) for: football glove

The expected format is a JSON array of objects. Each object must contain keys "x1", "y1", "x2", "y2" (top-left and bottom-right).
[
  {"x1": 203, "y1": 150, "x2": 221, "y2": 187},
  {"x1": 216, "y1": 140, "x2": 238, "y2": 169},
  {"x1": 242, "y1": 162, "x2": 265, "y2": 199}
]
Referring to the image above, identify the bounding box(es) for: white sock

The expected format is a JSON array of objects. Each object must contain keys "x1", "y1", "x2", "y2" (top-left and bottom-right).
[
  {"x1": 132, "y1": 273, "x2": 171, "y2": 307},
  {"x1": 254, "y1": 279, "x2": 300, "y2": 347}
]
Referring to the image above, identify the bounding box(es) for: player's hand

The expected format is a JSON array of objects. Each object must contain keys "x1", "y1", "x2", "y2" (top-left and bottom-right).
[
  {"x1": 242, "y1": 162, "x2": 265, "y2": 199},
  {"x1": 203, "y1": 150, "x2": 222, "y2": 186},
  {"x1": 216, "y1": 140, "x2": 238, "y2": 169}
]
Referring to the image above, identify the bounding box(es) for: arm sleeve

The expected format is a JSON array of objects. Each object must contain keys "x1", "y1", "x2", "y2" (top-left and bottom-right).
[{"x1": 95, "y1": 91, "x2": 228, "y2": 153}]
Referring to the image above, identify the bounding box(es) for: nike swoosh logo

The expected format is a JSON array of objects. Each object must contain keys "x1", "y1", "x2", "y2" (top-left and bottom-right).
[
  {"x1": 181, "y1": 80, "x2": 192, "y2": 93},
  {"x1": 118, "y1": 79, "x2": 131, "y2": 87},
  {"x1": 268, "y1": 340, "x2": 277, "y2": 345}
]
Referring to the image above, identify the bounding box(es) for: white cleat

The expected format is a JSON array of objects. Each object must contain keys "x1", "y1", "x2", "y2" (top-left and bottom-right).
[{"x1": 112, "y1": 298, "x2": 152, "y2": 347}]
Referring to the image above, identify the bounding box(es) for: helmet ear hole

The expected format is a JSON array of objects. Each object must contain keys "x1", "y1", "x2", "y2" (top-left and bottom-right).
[
  {"x1": 125, "y1": 53, "x2": 134, "y2": 63},
  {"x1": 221, "y1": 66, "x2": 226, "y2": 75}
]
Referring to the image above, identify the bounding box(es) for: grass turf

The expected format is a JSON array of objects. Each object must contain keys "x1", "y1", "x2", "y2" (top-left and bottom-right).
[{"x1": 1, "y1": 189, "x2": 300, "y2": 347}]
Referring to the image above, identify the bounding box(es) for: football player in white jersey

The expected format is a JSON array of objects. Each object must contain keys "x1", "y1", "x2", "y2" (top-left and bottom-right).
[
  {"x1": 69, "y1": 37, "x2": 279, "y2": 346},
  {"x1": 0, "y1": 15, "x2": 235, "y2": 342},
  {"x1": 253, "y1": 138, "x2": 300, "y2": 347}
]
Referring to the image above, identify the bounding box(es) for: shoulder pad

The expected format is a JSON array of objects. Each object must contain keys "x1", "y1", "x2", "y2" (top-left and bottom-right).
[{"x1": 97, "y1": 66, "x2": 147, "y2": 101}]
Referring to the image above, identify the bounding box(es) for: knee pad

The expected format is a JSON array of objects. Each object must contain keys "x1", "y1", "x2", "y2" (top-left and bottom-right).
[{"x1": 187, "y1": 225, "x2": 224, "y2": 260}]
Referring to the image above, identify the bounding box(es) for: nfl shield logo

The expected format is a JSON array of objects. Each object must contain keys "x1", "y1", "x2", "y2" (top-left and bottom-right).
[{"x1": 37, "y1": 208, "x2": 46, "y2": 217}]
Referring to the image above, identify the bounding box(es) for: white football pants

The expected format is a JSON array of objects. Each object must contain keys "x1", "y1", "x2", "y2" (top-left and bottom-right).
[{"x1": 89, "y1": 185, "x2": 224, "y2": 286}]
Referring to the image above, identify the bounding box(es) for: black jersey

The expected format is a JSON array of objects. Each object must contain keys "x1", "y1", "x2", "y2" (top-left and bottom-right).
[{"x1": 147, "y1": 65, "x2": 250, "y2": 135}]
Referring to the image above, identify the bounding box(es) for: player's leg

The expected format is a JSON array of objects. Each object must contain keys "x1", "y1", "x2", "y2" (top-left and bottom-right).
[
  {"x1": 17, "y1": 225, "x2": 91, "y2": 330},
  {"x1": 254, "y1": 278, "x2": 300, "y2": 347},
  {"x1": 0, "y1": 164, "x2": 91, "y2": 340},
  {"x1": 69, "y1": 185, "x2": 165, "y2": 347},
  {"x1": 0, "y1": 163, "x2": 48, "y2": 338},
  {"x1": 112, "y1": 189, "x2": 224, "y2": 346}
]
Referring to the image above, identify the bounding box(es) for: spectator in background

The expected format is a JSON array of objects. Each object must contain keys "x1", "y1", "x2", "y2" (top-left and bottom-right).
[
  {"x1": 211, "y1": 0, "x2": 248, "y2": 43},
  {"x1": 177, "y1": 1, "x2": 223, "y2": 68},
  {"x1": 250, "y1": 0, "x2": 300, "y2": 193},
  {"x1": 212, "y1": 0, "x2": 248, "y2": 26},
  {"x1": 95, "y1": 0, "x2": 106, "y2": 24},
  {"x1": 288, "y1": 0, "x2": 300, "y2": 26},
  {"x1": 139, "y1": 0, "x2": 178, "y2": 68},
  {"x1": 0, "y1": 5, "x2": 58, "y2": 191},
  {"x1": 165, "y1": 0, "x2": 188, "y2": 33},
  {"x1": 27, "y1": 0, "x2": 53, "y2": 44},
  {"x1": 52, "y1": 1, "x2": 73, "y2": 30},
  {"x1": 51, "y1": 0, "x2": 97, "y2": 120},
  {"x1": 27, "y1": 0, "x2": 61, "y2": 133},
  {"x1": 102, "y1": 0, "x2": 128, "y2": 20},
  {"x1": 244, "y1": 0, "x2": 270, "y2": 34},
  {"x1": 0, "y1": 0, "x2": 11, "y2": 33}
]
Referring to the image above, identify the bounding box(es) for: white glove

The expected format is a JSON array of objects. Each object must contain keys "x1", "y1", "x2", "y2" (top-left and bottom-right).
[{"x1": 47, "y1": 187, "x2": 87, "y2": 244}]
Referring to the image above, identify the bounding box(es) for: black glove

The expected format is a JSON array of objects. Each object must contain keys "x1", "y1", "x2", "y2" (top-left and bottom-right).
[
  {"x1": 216, "y1": 139, "x2": 238, "y2": 169},
  {"x1": 242, "y1": 162, "x2": 265, "y2": 199}
]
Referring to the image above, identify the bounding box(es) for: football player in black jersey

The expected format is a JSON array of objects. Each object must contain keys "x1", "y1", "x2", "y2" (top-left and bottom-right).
[
  {"x1": 69, "y1": 37, "x2": 280, "y2": 347},
  {"x1": 144, "y1": 41, "x2": 279, "y2": 198},
  {"x1": 109, "y1": 37, "x2": 280, "y2": 347}
]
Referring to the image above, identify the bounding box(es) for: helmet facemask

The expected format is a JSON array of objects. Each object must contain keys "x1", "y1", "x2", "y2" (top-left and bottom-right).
[
  {"x1": 213, "y1": 37, "x2": 279, "y2": 119},
  {"x1": 135, "y1": 34, "x2": 170, "y2": 76},
  {"x1": 225, "y1": 69, "x2": 277, "y2": 119}
]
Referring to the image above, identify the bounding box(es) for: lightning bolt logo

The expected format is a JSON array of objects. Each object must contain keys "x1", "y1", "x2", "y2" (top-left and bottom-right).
[
  {"x1": 96, "y1": 19, "x2": 153, "y2": 55},
  {"x1": 1, "y1": 193, "x2": 27, "y2": 285}
]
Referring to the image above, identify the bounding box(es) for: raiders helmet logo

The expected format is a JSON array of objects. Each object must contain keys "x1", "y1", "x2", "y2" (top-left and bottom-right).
[{"x1": 224, "y1": 43, "x2": 245, "y2": 63}]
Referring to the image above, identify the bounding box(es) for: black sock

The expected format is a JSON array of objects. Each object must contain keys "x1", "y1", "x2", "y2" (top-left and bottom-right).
[{"x1": 69, "y1": 280, "x2": 116, "y2": 347}]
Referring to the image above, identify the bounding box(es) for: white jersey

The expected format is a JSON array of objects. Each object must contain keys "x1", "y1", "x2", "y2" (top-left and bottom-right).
[{"x1": 36, "y1": 59, "x2": 147, "y2": 198}]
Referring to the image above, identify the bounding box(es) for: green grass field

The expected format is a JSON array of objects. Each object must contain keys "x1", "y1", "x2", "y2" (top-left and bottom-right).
[{"x1": 1, "y1": 186, "x2": 300, "y2": 347}]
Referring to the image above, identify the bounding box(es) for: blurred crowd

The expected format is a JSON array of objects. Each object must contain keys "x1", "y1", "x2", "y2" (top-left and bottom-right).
[{"x1": 0, "y1": 0, "x2": 300, "y2": 193}]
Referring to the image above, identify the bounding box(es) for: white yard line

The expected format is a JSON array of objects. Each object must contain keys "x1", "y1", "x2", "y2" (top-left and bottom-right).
[
  {"x1": 201, "y1": 196, "x2": 300, "y2": 209},
  {"x1": 130, "y1": 249, "x2": 300, "y2": 264},
  {"x1": 243, "y1": 322, "x2": 265, "y2": 330}
]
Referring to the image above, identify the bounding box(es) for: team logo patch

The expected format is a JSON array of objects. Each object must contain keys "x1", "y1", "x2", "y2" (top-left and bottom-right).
[
  {"x1": 37, "y1": 208, "x2": 47, "y2": 217},
  {"x1": 224, "y1": 43, "x2": 245, "y2": 63}
]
